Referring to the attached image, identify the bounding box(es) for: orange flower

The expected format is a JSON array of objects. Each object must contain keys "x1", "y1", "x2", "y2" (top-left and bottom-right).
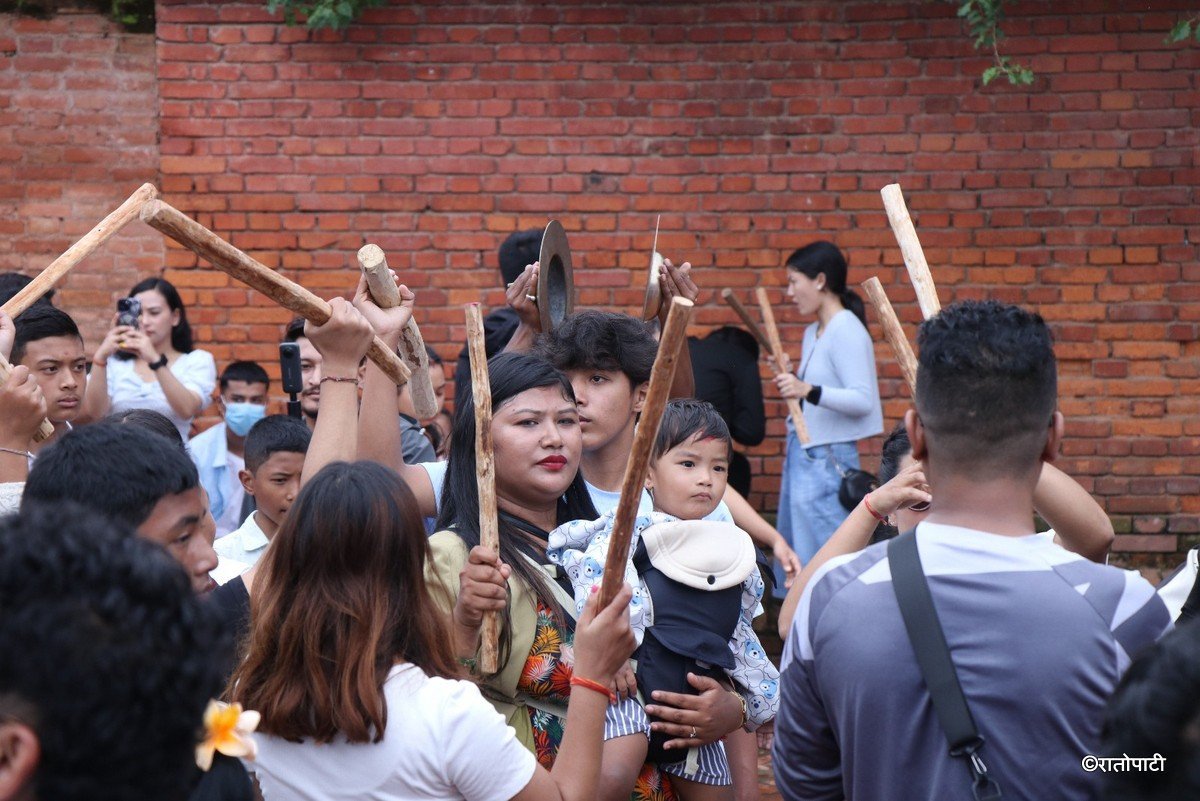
[{"x1": 196, "y1": 699, "x2": 260, "y2": 771}]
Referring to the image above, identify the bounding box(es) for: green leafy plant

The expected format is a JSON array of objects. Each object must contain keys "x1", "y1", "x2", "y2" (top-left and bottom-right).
[
  {"x1": 266, "y1": 0, "x2": 386, "y2": 30},
  {"x1": 1165, "y1": 13, "x2": 1200, "y2": 44},
  {"x1": 956, "y1": 0, "x2": 1035, "y2": 86}
]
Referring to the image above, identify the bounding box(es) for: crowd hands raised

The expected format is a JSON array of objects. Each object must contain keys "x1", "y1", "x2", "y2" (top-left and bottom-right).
[{"x1": 0, "y1": 230, "x2": 1197, "y2": 801}]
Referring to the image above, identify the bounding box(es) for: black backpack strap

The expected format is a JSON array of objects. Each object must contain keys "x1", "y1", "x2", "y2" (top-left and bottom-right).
[{"x1": 889, "y1": 530, "x2": 1002, "y2": 801}]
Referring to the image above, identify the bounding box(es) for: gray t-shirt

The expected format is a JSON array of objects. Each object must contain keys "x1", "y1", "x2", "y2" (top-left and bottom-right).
[
  {"x1": 399, "y1": 414, "x2": 435, "y2": 466},
  {"x1": 774, "y1": 521, "x2": 1172, "y2": 801}
]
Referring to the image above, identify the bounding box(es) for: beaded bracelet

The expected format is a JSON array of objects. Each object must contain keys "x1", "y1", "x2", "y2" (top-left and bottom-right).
[
  {"x1": 863, "y1": 494, "x2": 888, "y2": 523},
  {"x1": 570, "y1": 675, "x2": 617, "y2": 703},
  {"x1": 319, "y1": 376, "x2": 358, "y2": 386}
]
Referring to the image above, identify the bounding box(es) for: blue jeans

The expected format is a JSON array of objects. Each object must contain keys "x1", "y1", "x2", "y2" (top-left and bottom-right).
[{"x1": 774, "y1": 438, "x2": 860, "y2": 597}]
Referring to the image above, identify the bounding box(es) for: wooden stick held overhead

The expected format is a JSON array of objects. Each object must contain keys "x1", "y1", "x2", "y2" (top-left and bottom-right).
[
  {"x1": 0, "y1": 356, "x2": 55, "y2": 442},
  {"x1": 140, "y1": 200, "x2": 411, "y2": 386},
  {"x1": 720, "y1": 288, "x2": 774, "y2": 355},
  {"x1": 465, "y1": 303, "x2": 501, "y2": 675},
  {"x1": 754, "y1": 287, "x2": 811, "y2": 445},
  {"x1": 598, "y1": 296, "x2": 694, "y2": 608},
  {"x1": 2, "y1": 183, "x2": 160, "y2": 319},
  {"x1": 880, "y1": 183, "x2": 941, "y2": 320},
  {"x1": 862, "y1": 277, "x2": 919, "y2": 396},
  {"x1": 357, "y1": 244, "x2": 439, "y2": 419}
]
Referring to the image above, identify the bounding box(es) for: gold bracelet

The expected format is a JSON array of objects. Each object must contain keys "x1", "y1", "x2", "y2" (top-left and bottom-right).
[
  {"x1": 319, "y1": 376, "x2": 358, "y2": 386},
  {"x1": 730, "y1": 690, "x2": 748, "y2": 728}
]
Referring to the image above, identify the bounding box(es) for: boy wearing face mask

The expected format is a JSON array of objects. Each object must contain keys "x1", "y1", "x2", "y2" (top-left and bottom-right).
[{"x1": 189, "y1": 361, "x2": 270, "y2": 538}]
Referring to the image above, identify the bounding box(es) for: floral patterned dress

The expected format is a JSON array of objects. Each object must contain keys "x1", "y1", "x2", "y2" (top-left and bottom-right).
[{"x1": 516, "y1": 600, "x2": 678, "y2": 801}]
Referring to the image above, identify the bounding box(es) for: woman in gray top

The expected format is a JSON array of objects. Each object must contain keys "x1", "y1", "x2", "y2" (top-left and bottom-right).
[{"x1": 772, "y1": 242, "x2": 883, "y2": 590}]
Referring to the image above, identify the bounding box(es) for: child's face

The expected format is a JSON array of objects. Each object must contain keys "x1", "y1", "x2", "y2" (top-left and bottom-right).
[
  {"x1": 19, "y1": 336, "x2": 87, "y2": 424},
  {"x1": 564, "y1": 368, "x2": 646, "y2": 454},
  {"x1": 243, "y1": 451, "x2": 305, "y2": 530},
  {"x1": 646, "y1": 433, "x2": 730, "y2": 520}
]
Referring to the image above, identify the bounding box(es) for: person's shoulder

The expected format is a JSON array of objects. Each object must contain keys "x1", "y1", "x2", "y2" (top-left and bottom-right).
[
  {"x1": 179, "y1": 349, "x2": 216, "y2": 366},
  {"x1": 806, "y1": 542, "x2": 890, "y2": 616},
  {"x1": 828, "y1": 309, "x2": 869, "y2": 338},
  {"x1": 429, "y1": 529, "x2": 469, "y2": 562},
  {"x1": 189, "y1": 422, "x2": 223, "y2": 450}
]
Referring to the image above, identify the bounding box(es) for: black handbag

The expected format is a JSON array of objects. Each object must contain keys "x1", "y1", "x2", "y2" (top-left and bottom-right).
[
  {"x1": 889, "y1": 530, "x2": 1002, "y2": 800},
  {"x1": 825, "y1": 449, "x2": 878, "y2": 511}
]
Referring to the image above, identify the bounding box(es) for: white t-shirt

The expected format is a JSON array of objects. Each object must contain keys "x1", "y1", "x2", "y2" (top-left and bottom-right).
[
  {"x1": 421, "y1": 460, "x2": 733, "y2": 522},
  {"x1": 106, "y1": 349, "x2": 217, "y2": 441},
  {"x1": 248, "y1": 664, "x2": 537, "y2": 801},
  {"x1": 215, "y1": 450, "x2": 246, "y2": 536}
]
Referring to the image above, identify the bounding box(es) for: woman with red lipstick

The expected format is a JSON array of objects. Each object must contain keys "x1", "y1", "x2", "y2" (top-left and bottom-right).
[
  {"x1": 85, "y1": 277, "x2": 216, "y2": 443},
  {"x1": 429, "y1": 352, "x2": 679, "y2": 801}
]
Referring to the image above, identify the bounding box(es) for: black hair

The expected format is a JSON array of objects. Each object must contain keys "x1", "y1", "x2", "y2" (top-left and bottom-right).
[
  {"x1": 652, "y1": 399, "x2": 731, "y2": 462},
  {"x1": 1100, "y1": 619, "x2": 1200, "y2": 801},
  {"x1": 424, "y1": 344, "x2": 443, "y2": 365},
  {"x1": 129, "y1": 277, "x2": 194, "y2": 353},
  {"x1": 436, "y1": 352, "x2": 598, "y2": 669},
  {"x1": 786, "y1": 241, "x2": 866, "y2": 326},
  {"x1": 23, "y1": 423, "x2": 199, "y2": 529},
  {"x1": 705, "y1": 324, "x2": 759, "y2": 360},
  {"x1": 498, "y1": 228, "x2": 543, "y2": 287},
  {"x1": 220, "y1": 360, "x2": 270, "y2": 391},
  {"x1": 536, "y1": 310, "x2": 658, "y2": 387},
  {"x1": 102, "y1": 408, "x2": 186, "y2": 449},
  {"x1": 0, "y1": 271, "x2": 54, "y2": 307},
  {"x1": 244, "y1": 414, "x2": 311, "y2": 474},
  {"x1": 915, "y1": 300, "x2": 1057, "y2": 479},
  {"x1": 0, "y1": 502, "x2": 225, "y2": 801},
  {"x1": 283, "y1": 316, "x2": 307, "y2": 343},
  {"x1": 11, "y1": 305, "x2": 82, "y2": 364},
  {"x1": 877, "y1": 421, "x2": 912, "y2": 486}
]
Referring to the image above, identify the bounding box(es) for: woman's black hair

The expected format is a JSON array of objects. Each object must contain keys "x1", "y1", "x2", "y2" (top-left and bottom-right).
[
  {"x1": 129, "y1": 277, "x2": 194, "y2": 353},
  {"x1": 435, "y1": 351, "x2": 598, "y2": 670},
  {"x1": 786, "y1": 241, "x2": 867, "y2": 326},
  {"x1": 870, "y1": 421, "x2": 913, "y2": 544}
]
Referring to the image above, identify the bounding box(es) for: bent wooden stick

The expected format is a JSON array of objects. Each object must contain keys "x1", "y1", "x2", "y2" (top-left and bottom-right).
[
  {"x1": 720, "y1": 288, "x2": 774, "y2": 355},
  {"x1": 2, "y1": 183, "x2": 159, "y2": 319},
  {"x1": 862, "y1": 277, "x2": 918, "y2": 396},
  {"x1": 599, "y1": 296, "x2": 694, "y2": 608},
  {"x1": 465, "y1": 302, "x2": 500, "y2": 674},
  {"x1": 754, "y1": 287, "x2": 811, "y2": 445},
  {"x1": 357, "y1": 244, "x2": 438, "y2": 419},
  {"x1": 880, "y1": 183, "x2": 941, "y2": 320},
  {"x1": 140, "y1": 200, "x2": 410, "y2": 386},
  {"x1": 0, "y1": 356, "x2": 55, "y2": 442}
]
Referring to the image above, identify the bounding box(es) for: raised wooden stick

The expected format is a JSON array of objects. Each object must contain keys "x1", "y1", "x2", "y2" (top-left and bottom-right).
[
  {"x1": 140, "y1": 200, "x2": 410, "y2": 386},
  {"x1": 357, "y1": 244, "x2": 438, "y2": 419},
  {"x1": 465, "y1": 302, "x2": 500, "y2": 674},
  {"x1": 2, "y1": 183, "x2": 159, "y2": 319},
  {"x1": 880, "y1": 183, "x2": 941, "y2": 320},
  {"x1": 599, "y1": 296, "x2": 694, "y2": 608},
  {"x1": 0, "y1": 356, "x2": 55, "y2": 442},
  {"x1": 862, "y1": 277, "x2": 918, "y2": 396},
  {"x1": 754, "y1": 287, "x2": 811, "y2": 445},
  {"x1": 720, "y1": 288, "x2": 773, "y2": 355}
]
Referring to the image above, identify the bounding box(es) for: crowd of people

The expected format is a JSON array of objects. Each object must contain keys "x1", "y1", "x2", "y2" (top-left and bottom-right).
[{"x1": 0, "y1": 233, "x2": 1197, "y2": 801}]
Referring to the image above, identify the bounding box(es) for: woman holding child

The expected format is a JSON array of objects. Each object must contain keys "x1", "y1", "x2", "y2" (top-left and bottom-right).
[{"x1": 773, "y1": 242, "x2": 883, "y2": 571}]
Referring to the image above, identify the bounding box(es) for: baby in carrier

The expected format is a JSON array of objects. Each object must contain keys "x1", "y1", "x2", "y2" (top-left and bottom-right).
[{"x1": 549, "y1": 400, "x2": 780, "y2": 801}]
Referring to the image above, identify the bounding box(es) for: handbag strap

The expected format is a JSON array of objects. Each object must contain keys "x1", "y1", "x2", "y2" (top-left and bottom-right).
[{"x1": 888, "y1": 530, "x2": 1002, "y2": 801}]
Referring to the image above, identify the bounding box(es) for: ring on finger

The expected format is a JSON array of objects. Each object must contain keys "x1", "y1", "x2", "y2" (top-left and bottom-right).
[
  {"x1": 526, "y1": 294, "x2": 537, "y2": 303},
  {"x1": 689, "y1": 726, "x2": 697, "y2": 739}
]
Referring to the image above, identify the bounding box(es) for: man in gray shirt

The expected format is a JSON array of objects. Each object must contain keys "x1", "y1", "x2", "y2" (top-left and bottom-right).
[{"x1": 774, "y1": 301, "x2": 1171, "y2": 801}]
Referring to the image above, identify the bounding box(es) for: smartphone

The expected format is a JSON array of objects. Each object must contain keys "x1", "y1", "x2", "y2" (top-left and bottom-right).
[
  {"x1": 279, "y1": 342, "x2": 303, "y2": 395},
  {"x1": 116, "y1": 297, "x2": 141, "y2": 329}
]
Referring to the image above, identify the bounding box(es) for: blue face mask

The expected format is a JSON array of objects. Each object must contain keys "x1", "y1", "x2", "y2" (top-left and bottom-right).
[{"x1": 224, "y1": 402, "x2": 267, "y2": 437}]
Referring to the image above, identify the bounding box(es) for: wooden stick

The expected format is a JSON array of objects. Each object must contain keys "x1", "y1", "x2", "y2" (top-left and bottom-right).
[
  {"x1": 599, "y1": 296, "x2": 694, "y2": 608},
  {"x1": 754, "y1": 287, "x2": 811, "y2": 445},
  {"x1": 140, "y1": 200, "x2": 410, "y2": 386},
  {"x1": 720, "y1": 288, "x2": 774, "y2": 355},
  {"x1": 862, "y1": 277, "x2": 918, "y2": 396},
  {"x1": 357, "y1": 244, "x2": 438, "y2": 419},
  {"x1": 0, "y1": 356, "x2": 55, "y2": 442},
  {"x1": 880, "y1": 183, "x2": 941, "y2": 320},
  {"x1": 465, "y1": 303, "x2": 500, "y2": 674},
  {"x1": 2, "y1": 183, "x2": 159, "y2": 319}
]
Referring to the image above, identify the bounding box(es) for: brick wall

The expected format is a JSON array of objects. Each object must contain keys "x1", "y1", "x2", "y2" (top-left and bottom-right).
[
  {"x1": 0, "y1": 8, "x2": 162, "y2": 341},
  {"x1": 8, "y1": 1, "x2": 1200, "y2": 565}
]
